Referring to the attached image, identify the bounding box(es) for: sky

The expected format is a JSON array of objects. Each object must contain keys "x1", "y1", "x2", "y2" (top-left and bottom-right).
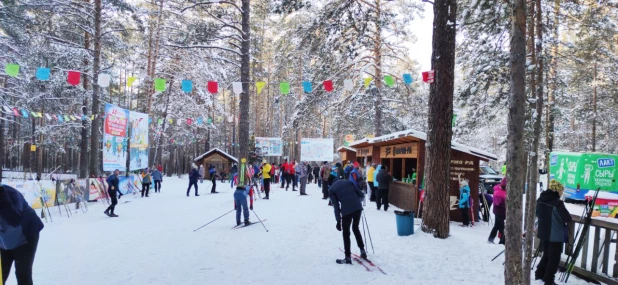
[{"x1": 408, "y1": 9, "x2": 434, "y2": 72}]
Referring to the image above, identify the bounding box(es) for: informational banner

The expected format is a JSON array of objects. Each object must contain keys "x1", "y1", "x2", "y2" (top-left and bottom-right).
[
  {"x1": 118, "y1": 175, "x2": 142, "y2": 195},
  {"x1": 4, "y1": 180, "x2": 56, "y2": 209},
  {"x1": 103, "y1": 103, "x2": 129, "y2": 171},
  {"x1": 103, "y1": 103, "x2": 149, "y2": 171},
  {"x1": 343, "y1": 134, "x2": 355, "y2": 147},
  {"x1": 129, "y1": 110, "x2": 149, "y2": 170},
  {"x1": 301, "y1": 138, "x2": 334, "y2": 162},
  {"x1": 255, "y1": 137, "x2": 282, "y2": 156}
]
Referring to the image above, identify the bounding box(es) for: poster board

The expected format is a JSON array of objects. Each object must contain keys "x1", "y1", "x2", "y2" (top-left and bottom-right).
[
  {"x1": 103, "y1": 103, "x2": 129, "y2": 171},
  {"x1": 255, "y1": 137, "x2": 282, "y2": 156},
  {"x1": 301, "y1": 138, "x2": 334, "y2": 162},
  {"x1": 129, "y1": 110, "x2": 149, "y2": 170}
]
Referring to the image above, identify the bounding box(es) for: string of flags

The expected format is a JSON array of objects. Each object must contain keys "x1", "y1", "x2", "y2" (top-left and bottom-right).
[
  {"x1": 3, "y1": 63, "x2": 437, "y2": 94},
  {"x1": 1, "y1": 105, "x2": 100, "y2": 122}
]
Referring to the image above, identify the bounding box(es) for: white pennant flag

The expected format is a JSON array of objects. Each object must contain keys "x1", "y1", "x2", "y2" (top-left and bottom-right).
[
  {"x1": 344, "y1": 79, "x2": 354, "y2": 91},
  {"x1": 98, "y1": 74, "x2": 111, "y2": 87},
  {"x1": 45, "y1": 114, "x2": 52, "y2": 120},
  {"x1": 232, "y1": 82, "x2": 243, "y2": 95},
  {"x1": 3, "y1": 106, "x2": 12, "y2": 113}
]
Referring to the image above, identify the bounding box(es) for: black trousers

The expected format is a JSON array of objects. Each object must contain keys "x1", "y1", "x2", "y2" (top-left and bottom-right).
[
  {"x1": 141, "y1": 183, "x2": 150, "y2": 197},
  {"x1": 376, "y1": 188, "x2": 389, "y2": 210},
  {"x1": 285, "y1": 174, "x2": 292, "y2": 190},
  {"x1": 322, "y1": 180, "x2": 329, "y2": 199},
  {"x1": 342, "y1": 210, "x2": 365, "y2": 256},
  {"x1": 263, "y1": 178, "x2": 271, "y2": 198},
  {"x1": 535, "y1": 241, "x2": 564, "y2": 284},
  {"x1": 368, "y1": 183, "x2": 376, "y2": 201},
  {"x1": 281, "y1": 173, "x2": 286, "y2": 187},
  {"x1": 187, "y1": 181, "x2": 198, "y2": 195},
  {"x1": 1, "y1": 233, "x2": 39, "y2": 285},
  {"x1": 106, "y1": 190, "x2": 118, "y2": 214},
  {"x1": 211, "y1": 175, "x2": 217, "y2": 193},
  {"x1": 489, "y1": 214, "x2": 505, "y2": 244},
  {"x1": 461, "y1": 207, "x2": 470, "y2": 226},
  {"x1": 154, "y1": 180, "x2": 161, "y2": 193}
]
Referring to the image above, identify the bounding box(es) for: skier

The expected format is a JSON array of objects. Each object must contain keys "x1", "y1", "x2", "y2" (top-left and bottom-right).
[
  {"x1": 375, "y1": 166, "x2": 392, "y2": 211},
  {"x1": 535, "y1": 180, "x2": 572, "y2": 285},
  {"x1": 0, "y1": 183, "x2": 44, "y2": 285},
  {"x1": 320, "y1": 162, "x2": 331, "y2": 200},
  {"x1": 151, "y1": 166, "x2": 163, "y2": 193},
  {"x1": 366, "y1": 163, "x2": 376, "y2": 201},
  {"x1": 313, "y1": 164, "x2": 321, "y2": 186},
  {"x1": 349, "y1": 162, "x2": 363, "y2": 191},
  {"x1": 233, "y1": 184, "x2": 253, "y2": 226},
  {"x1": 329, "y1": 174, "x2": 367, "y2": 264},
  {"x1": 104, "y1": 169, "x2": 122, "y2": 217},
  {"x1": 261, "y1": 160, "x2": 272, "y2": 199},
  {"x1": 141, "y1": 168, "x2": 151, "y2": 197},
  {"x1": 458, "y1": 180, "x2": 471, "y2": 227},
  {"x1": 187, "y1": 165, "x2": 201, "y2": 196},
  {"x1": 209, "y1": 165, "x2": 219, "y2": 193},
  {"x1": 299, "y1": 161, "x2": 309, "y2": 195},
  {"x1": 286, "y1": 160, "x2": 296, "y2": 191},
  {"x1": 488, "y1": 178, "x2": 506, "y2": 243}
]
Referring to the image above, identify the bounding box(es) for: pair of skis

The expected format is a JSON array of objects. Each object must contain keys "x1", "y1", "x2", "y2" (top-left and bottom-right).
[
  {"x1": 338, "y1": 248, "x2": 386, "y2": 275},
  {"x1": 231, "y1": 219, "x2": 268, "y2": 230}
]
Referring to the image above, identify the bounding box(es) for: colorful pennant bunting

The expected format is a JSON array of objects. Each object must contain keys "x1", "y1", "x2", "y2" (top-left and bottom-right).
[
  {"x1": 98, "y1": 74, "x2": 111, "y2": 87},
  {"x1": 384, "y1": 75, "x2": 395, "y2": 87},
  {"x1": 403, "y1": 73, "x2": 413, "y2": 85},
  {"x1": 154, "y1": 78, "x2": 166, "y2": 92},
  {"x1": 256, "y1": 82, "x2": 266, "y2": 95},
  {"x1": 21, "y1": 109, "x2": 29, "y2": 118},
  {"x1": 181, "y1": 80, "x2": 193, "y2": 93},
  {"x1": 323, "y1": 80, "x2": 334, "y2": 92},
  {"x1": 67, "y1": 71, "x2": 80, "y2": 86},
  {"x1": 422, "y1": 71, "x2": 435, "y2": 83},
  {"x1": 36, "y1": 68, "x2": 50, "y2": 81},
  {"x1": 5, "y1": 64, "x2": 19, "y2": 77},
  {"x1": 207, "y1": 81, "x2": 218, "y2": 94},
  {"x1": 280, "y1": 82, "x2": 290, "y2": 95},
  {"x1": 344, "y1": 79, "x2": 353, "y2": 91},
  {"x1": 364, "y1": 78, "x2": 372, "y2": 88},
  {"x1": 232, "y1": 82, "x2": 242, "y2": 95},
  {"x1": 302, "y1": 81, "x2": 312, "y2": 93},
  {"x1": 127, "y1": 76, "x2": 137, "y2": 87}
]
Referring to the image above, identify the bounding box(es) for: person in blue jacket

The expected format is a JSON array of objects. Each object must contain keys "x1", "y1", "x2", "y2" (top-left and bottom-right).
[
  {"x1": 372, "y1": 165, "x2": 382, "y2": 208},
  {"x1": 151, "y1": 167, "x2": 163, "y2": 193},
  {"x1": 329, "y1": 176, "x2": 367, "y2": 265},
  {"x1": 459, "y1": 180, "x2": 471, "y2": 227},
  {"x1": 0, "y1": 183, "x2": 44, "y2": 285},
  {"x1": 187, "y1": 165, "x2": 201, "y2": 196},
  {"x1": 233, "y1": 185, "x2": 252, "y2": 226},
  {"x1": 105, "y1": 169, "x2": 122, "y2": 217}
]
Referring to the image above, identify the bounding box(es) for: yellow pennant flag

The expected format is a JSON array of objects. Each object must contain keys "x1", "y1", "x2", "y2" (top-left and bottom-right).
[
  {"x1": 364, "y1": 78, "x2": 372, "y2": 88},
  {"x1": 127, "y1": 76, "x2": 137, "y2": 87},
  {"x1": 168, "y1": 118, "x2": 173, "y2": 124},
  {"x1": 37, "y1": 112, "x2": 43, "y2": 117},
  {"x1": 90, "y1": 115, "x2": 95, "y2": 120},
  {"x1": 256, "y1": 81, "x2": 266, "y2": 95}
]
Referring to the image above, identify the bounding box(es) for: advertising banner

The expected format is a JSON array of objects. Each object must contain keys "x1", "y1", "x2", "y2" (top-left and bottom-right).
[
  {"x1": 255, "y1": 137, "x2": 282, "y2": 156},
  {"x1": 103, "y1": 103, "x2": 130, "y2": 171},
  {"x1": 129, "y1": 110, "x2": 149, "y2": 170},
  {"x1": 301, "y1": 138, "x2": 334, "y2": 162}
]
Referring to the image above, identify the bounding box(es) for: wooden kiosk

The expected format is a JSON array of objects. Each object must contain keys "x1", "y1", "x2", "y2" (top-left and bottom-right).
[
  {"x1": 349, "y1": 129, "x2": 497, "y2": 222},
  {"x1": 193, "y1": 148, "x2": 238, "y2": 177},
  {"x1": 337, "y1": 146, "x2": 357, "y2": 163}
]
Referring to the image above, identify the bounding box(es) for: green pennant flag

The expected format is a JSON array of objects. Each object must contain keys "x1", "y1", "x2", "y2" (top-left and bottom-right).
[
  {"x1": 5, "y1": 64, "x2": 20, "y2": 77},
  {"x1": 384, "y1": 75, "x2": 395, "y2": 87},
  {"x1": 452, "y1": 114, "x2": 457, "y2": 127},
  {"x1": 280, "y1": 82, "x2": 290, "y2": 95},
  {"x1": 154, "y1": 78, "x2": 166, "y2": 92},
  {"x1": 207, "y1": 117, "x2": 213, "y2": 124},
  {"x1": 158, "y1": 118, "x2": 163, "y2": 125}
]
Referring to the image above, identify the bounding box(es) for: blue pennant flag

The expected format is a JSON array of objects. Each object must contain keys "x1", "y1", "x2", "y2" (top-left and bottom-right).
[
  {"x1": 21, "y1": 109, "x2": 29, "y2": 118},
  {"x1": 57, "y1": 114, "x2": 63, "y2": 122},
  {"x1": 403, "y1": 73, "x2": 413, "y2": 85},
  {"x1": 302, "y1": 81, "x2": 312, "y2": 93},
  {"x1": 197, "y1": 117, "x2": 203, "y2": 125},
  {"x1": 148, "y1": 118, "x2": 152, "y2": 124},
  {"x1": 181, "y1": 80, "x2": 193, "y2": 93},
  {"x1": 36, "y1": 68, "x2": 51, "y2": 81}
]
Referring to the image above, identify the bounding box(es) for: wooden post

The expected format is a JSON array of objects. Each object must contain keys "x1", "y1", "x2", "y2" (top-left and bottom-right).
[{"x1": 592, "y1": 226, "x2": 601, "y2": 273}]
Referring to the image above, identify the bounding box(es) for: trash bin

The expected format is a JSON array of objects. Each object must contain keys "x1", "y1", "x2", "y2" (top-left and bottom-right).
[{"x1": 395, "y1": 211, "x2": 414, "y2": 236}]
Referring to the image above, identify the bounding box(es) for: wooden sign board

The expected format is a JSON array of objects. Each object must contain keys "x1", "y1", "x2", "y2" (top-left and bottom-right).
[
  {"x1": 357, "y1": 147, "x2": 372, "y2": 157},
  {"x1": 205, "y1": 153, "x2": 227, "y2": 163},
  {"x1": 380, "y1": 143, "x2": 418, "y2": 159}
]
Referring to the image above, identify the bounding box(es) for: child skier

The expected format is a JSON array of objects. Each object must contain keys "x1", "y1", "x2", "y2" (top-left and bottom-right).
[{"x1": 233, "y1": 184, "x2": 254, "y2": 226}]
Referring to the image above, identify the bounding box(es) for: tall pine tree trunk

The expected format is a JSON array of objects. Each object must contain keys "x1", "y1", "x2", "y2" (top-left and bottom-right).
[
  {"x1": 545, "y1": 0, "x2": 560, "y2": 185},
  {"x1": 238, "y1": 0, "x2": 251, "y2": 163},
  {"x1": 420, "y1": 0, "x2": 457, "y2": 239},
  {"x1": 592, "y1": 62, "x2": 597, "y2": 151},
  {"x1": 81, "y1": 9, "x2": 90, "y2": 178},
  {"x1": 505, "y1": 0, "x2": 527, "y2": 281},
  {"x1": 373, "y1": 0, "x2": 383, "y2": 137},
  {"x1": 89, "y1": 0, "x2": 102, "y2": 177}
]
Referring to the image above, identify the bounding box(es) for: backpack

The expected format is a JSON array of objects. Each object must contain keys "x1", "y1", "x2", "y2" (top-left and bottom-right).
[{"x1": 350, "y1": 171, "x2": 364, "y2": 190}]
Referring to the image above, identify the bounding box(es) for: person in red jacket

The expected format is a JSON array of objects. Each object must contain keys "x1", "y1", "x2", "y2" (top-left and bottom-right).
[
  {"x1": 280, "y1": 160, "x2": 288, "y2": 189},
  {"x1": 286, "y1": 160, "x2": 296, "y2": 191}
]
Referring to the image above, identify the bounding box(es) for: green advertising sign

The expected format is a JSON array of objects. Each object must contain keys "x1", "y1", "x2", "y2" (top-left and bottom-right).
[{"x1": 549, "y1": 152, "x2": 618, "y2": 200}]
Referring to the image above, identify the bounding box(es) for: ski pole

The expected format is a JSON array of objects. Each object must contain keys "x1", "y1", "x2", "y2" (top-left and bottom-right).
[
  {"x1": 193, "y1": 209, "x2": 235, "y2": 232},
  {"x1": 363, "y1": 211, "x2": 375, "y2": 254},
  {"x1": 251, "y1": 209, "x2": 269, "y2": 232},
  {"x1": 531, "y1": 243, "x2": 541, "y2": 269},
  {"x1": 491, "y1": 249, "x2": 505, "y2": 261},
  {"x1": 361, "y1": 214, "x2": 368, "y2": 253}
]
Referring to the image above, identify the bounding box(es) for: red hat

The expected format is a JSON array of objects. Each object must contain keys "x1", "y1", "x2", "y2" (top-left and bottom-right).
[{"x1": 353, "y1": 162, "x2": 360, "y2": 168}]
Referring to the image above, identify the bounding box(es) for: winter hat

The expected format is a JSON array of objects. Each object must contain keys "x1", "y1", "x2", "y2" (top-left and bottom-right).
[
  {"x1": 262, "y1": 159, "x2": 268, "y2": 164},
  {"x1": 353, "y1": 162, "x2": 360, "y2": 168},
  {"x1": 323, "y1": 161, "x2": 328, "y2": 165},
  {"x1": 549, "y1": 179, "x2": 564, "y2": 194},
  {"x1": 459, "y1": 180, "x2": 469, "y2": 187},
  {"x1": 335, "y1": 162, "x2": 342, "y2": 168},
  {"x1": 500, "y1": 177, "x2": 507, "y2": 189}
]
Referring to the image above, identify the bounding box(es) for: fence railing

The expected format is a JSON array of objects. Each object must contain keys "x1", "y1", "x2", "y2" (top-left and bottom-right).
[{"x1": 561, "y1": 213, "x2": 618, "y2": 285}]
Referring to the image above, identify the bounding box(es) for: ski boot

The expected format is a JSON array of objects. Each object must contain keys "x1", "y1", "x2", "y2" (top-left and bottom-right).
[
  {"x1": 360, "y1": 248, "x2": 367, "y2": 259},
  {"x1": 104, "y1": 209, "x2": 111, "y2": 217},
  {"x1": 244, "y1": 220, "x2": 251, "y2": 226},
  {"x1": 110, "y1": 213, "x2": 119, "y2": 217},
  {"x1": 336, "y1": 256, "x2": 352, "y2": 264}
]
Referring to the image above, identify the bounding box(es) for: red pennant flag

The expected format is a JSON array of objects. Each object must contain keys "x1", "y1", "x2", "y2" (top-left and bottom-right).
[
  {"x1": 422, "y1": 71, "x2": 435, "y2": 83},
  {"x1": 207, "y1": 81, "x2": 218, "y2": 94},
  {"x1": 187, "y1": 118, "x2": 193, "y2": 125},
  {"x1": 12, "y1": 108, "x2": 19, "y2": 117},
  {"x1": 67, "y1": 71, "x2": 81, "y2": 86},
  {"x1": 323, "y1": 80, "x2": 334, "y2": 92},
  {"x1": 52, "y1": 114, "x2": 58, "y2": 121}
]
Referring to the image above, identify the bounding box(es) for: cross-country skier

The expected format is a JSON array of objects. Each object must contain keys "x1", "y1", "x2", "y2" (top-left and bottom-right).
[
  {"x1": 151, "y1": 166, "x2": 163, "y2": 193},
  {"x1": 209, "y1": 166, "x2": 219, "y2": 193},
  {"x1": 329, "y1": 175, "x2": 367, "y2": 264},
  {"x1": 187, "y1": 165, "x2": 201, "y2": 196},
  {"x1": 0, "y1": 183, "x2": 44, "y2": 285},
  {"x1": 535, "y1": 180, "x2": 572, "y2": 285},
  {"x1": 105, "y1": 169, "x2": 122, "y2": 217},
  {"x1": 233, "y1": 184, "x2": 253, "y2": 226},
  {"x1": 488, "y1": 178, "x2": 506, "y2": 243}
]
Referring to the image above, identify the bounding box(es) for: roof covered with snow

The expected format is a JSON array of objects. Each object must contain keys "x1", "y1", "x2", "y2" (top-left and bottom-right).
[
  {"x1": 349, "y1": 129, "x2": 498, "y2": 161},
  {"x1": 336, "y1": 146, "x2": 357, "y2": 153},
  {"x1": 193, "y1": 148, "x2": 238, "y2": 163}
]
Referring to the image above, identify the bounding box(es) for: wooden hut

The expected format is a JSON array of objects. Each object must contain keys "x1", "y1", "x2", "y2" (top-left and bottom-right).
[
  {"x1": 336, "y1": 146, "x2": 357, "y2": 164},
  {"x1": 349, "y1": 129, "x2": 497, "y2": 222},
  {"x1": 193, "y1": 148, "x2": 238, "y2": 178}
]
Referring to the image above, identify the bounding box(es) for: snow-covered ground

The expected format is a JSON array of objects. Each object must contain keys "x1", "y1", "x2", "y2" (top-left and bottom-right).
[{"x1": 6, "y1": 177, "x2": 593, "y2": 285}]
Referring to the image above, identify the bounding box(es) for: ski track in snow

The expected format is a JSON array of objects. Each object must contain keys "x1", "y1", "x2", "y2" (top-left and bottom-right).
[{"x1": 8, "y1": 177, "x2": 593, "y2": 285}]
